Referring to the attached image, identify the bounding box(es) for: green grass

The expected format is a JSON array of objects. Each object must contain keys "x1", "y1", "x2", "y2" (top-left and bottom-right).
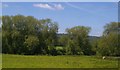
[
  {"x1": 0, "y1": 55, "x2": 1, "y2": 69},
  {"x1": 2, "y1": 54, "x2": 118, "y2": 68}
]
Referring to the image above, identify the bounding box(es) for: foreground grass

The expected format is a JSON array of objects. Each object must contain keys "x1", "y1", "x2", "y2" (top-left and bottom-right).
[
  {"x1": 2, "y1": 54, "x2": 118, "y2": 68},
  {"x1": 0, "y1": 54, "x2": 1, "y2": 69}
]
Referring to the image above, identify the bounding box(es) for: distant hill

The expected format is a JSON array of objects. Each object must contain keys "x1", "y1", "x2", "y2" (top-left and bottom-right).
[
  {"x1": 57, "y1": 33, "x2": 67, "y2": 38},
  {"x1": 57, "y1": 33, "x2": 100, "y2": 42},
  {"x1": 88, "y1": 36, "x2": 100, "y2": 42}
]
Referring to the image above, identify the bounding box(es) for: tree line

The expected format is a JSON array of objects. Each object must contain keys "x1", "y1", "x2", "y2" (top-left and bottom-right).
[{"x1": 2, "y1": 15, "x2": 120, "y2": 56}]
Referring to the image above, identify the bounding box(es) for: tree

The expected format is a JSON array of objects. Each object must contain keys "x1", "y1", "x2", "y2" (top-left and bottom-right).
[
  {"x1": 66, "y1": 26, "x2": 91, "y2": 55},
  {"x1": 91, "y1": 39, "x2": 99, "y2": 55},
  {"x1": 58, "y1": 34, "x2": 68, "y2": 46},
  {"x1": 103, "y1": 22, "x2": 119, "y2": 36},
  {"x1": 38, "y1": 18, "x2": 58, "y2": 55},
  {"x1": 98, "y1": 22, "x2": 120, "y2": 56},
  {"x1": 2, "y1": 16, "x2": 13, "y2": 53},
  {"x1": 2, "y1": 15, "x2": 59, "y2": 55}
]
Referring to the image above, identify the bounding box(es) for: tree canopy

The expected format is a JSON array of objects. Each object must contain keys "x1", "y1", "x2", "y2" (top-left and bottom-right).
[
  {"x1": 98, "y1": 22, "x2": 120, "y2": 56},
  {"x1": 66, "y1": 26, "x2": 92, "y2": 55},
  {"x1": 2, "y1": 15, "x2": 119, "y2": 56}
]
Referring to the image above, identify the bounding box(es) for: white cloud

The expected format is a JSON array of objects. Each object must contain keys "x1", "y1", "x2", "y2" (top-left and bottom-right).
[
  {"x1": 54, "y1": 4, "x2": 64, "y2": 10},
  {"x1": 33, "y1": 3, "x2": 64, "y2": 10},
  {"x1": 33, "y1": 4, "x2": 54, "y2": 10}
]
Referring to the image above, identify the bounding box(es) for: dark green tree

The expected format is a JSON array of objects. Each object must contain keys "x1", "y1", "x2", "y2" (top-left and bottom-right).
[{"x1": 2, "y1": 15, "x2": 58, "y2": 55}]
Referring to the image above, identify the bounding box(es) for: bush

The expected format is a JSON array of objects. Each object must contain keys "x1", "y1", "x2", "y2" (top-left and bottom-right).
[
  {"x1": 48, "y1": 46, "x2": 57, "y2": 56},
  {"x1": 56, "y1": 46, "x2": 65, "y2": 55}
]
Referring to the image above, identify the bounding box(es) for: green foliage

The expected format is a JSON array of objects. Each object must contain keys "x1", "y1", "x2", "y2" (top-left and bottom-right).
[
  {"x1": 98, "y1": 22, "x2": 120, "y2": 56},
  {"x1": 48, "y1": 46, "x2": 57, "y2": 56},
  {"x1": 56, "y1": 46, "x2": 65, "y2": 55},
  {"x1": 91, "y1": 39, "x2": 99, "y2": 55},
  {"x1": 98, "y1": 32, "x2": 119, "y2": 56},
  {"x1": 58, "y1": 35, "x2": 68, "y2": 46},
  {"x1": 2, "y1": 15, "x2": 58, "y2": 55},
  {"x1": 2, "y1": 15, "x2": 119, "y2": 56},
  {"x1": 103, "y1": 22, "x2": 119, "y2": 35},
  {"x1": 66, "y1": 26, "x2": 92, "y2": 55},
  {"x1": 24, "y1": 35, "x2": 39, "y2": 54},
  {"x1": 24, "y1": 35, "x2": 39, "y2": 48}
]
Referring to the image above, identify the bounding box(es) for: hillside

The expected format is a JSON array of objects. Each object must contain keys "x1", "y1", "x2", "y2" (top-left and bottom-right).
[{"x1": 57, "y1": 33, "x2": 100, "y2": 42}]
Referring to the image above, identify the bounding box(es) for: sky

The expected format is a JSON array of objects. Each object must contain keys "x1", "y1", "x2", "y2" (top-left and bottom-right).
[{"x1": 2, "y1": 2, "x2": 118, "y2": 36}]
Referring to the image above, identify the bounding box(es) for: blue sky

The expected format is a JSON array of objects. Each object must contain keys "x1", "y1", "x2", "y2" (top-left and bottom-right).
[{"x1": 2, "y1": 2, "x2": 118, "y2": 36}]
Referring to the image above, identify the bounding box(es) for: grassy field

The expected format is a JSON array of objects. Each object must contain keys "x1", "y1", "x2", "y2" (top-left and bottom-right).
[
  {"x1": 2, "y1": 54, "x2": 118, "y2": 68},
  {"x1": 0, "y1": 54, "x2": 1, "y2": 69}
]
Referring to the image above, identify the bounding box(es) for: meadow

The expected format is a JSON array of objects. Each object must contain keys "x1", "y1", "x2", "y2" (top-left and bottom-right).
[
  {"x1": 2, "y1": 54, "x2": 118, "y2": 68},
  {"x1": 0, "y1": 53, "x2": 1, "y2": 68}
]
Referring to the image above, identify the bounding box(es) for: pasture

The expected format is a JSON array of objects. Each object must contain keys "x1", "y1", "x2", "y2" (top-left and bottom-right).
[
  {"x1": 0, "y1": 54, "x2": 1, "y2": 69},
  {"x1": 2, "y1": 54, "x2": 118, "y2": 68}
]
